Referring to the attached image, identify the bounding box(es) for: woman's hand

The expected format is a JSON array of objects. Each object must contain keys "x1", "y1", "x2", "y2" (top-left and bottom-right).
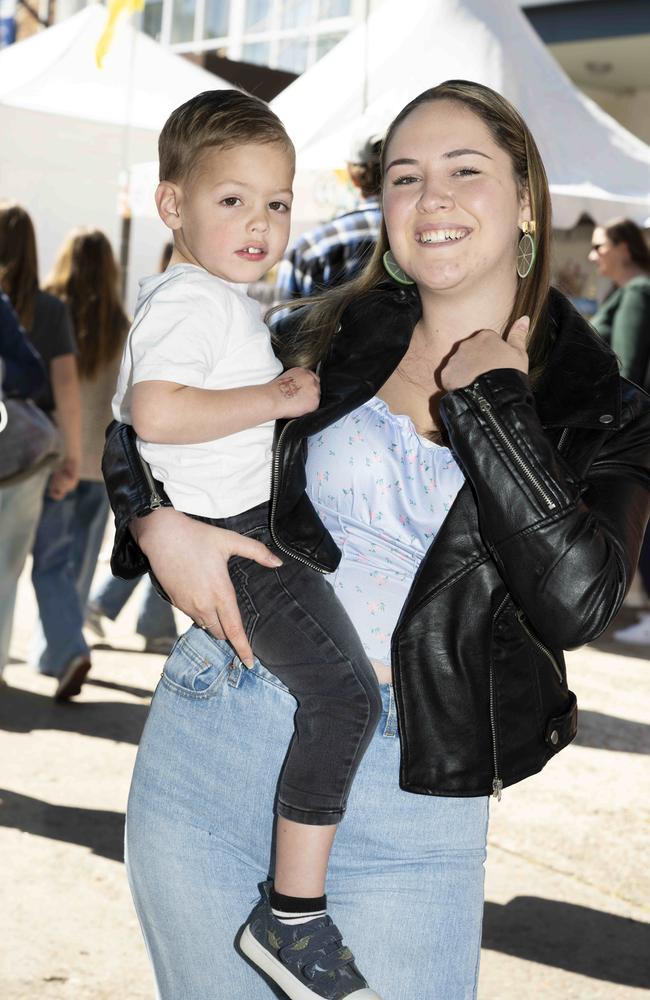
[
  {"x1": 48, "y1": 454, "x2": 79, "y2": 500},
  {"x1": 134, "y1": 507, "x2": 282, "y2": 667},
  {"x1": 440, "y1": 315, "x2": 530, "y2": 392}
]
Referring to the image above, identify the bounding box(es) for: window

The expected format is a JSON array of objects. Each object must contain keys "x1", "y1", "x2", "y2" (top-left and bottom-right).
[
  {"x1": 204, "y1": 0, "x2": 230, "y2": 39},
  {"x1": 281, "y1": 0, "x2": 315, "y2": 29},
  {"x1": 142, "y1": 0, "x2": 163, "y2": 40},
  {"x1": 241, "y1": 40, "x2": 271, "y2": 65},
  {"x1": 171, "y1": 0, "x2": 196, "y2": 43},
  {"x1": 316, "y1": 31, "x2": 345, "y2": 59},
  {"x1": 319, "y1": 0, "x2": 350, "y2": 17},
  {"x1": 277, "y1": 35, "x2": 309, "y2": 72},
  {"x1": 245, "y1": 0, "x2": 272, "y2": 31}
]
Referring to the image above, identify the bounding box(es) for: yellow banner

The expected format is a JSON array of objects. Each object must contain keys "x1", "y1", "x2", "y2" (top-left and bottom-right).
[{"x1": 95, "y1": 0, "x2": 145, "y2": 69}]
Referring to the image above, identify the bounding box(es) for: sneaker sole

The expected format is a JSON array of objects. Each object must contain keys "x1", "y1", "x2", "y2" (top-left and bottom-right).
[
  {"x1": 54, "y1": 659, "x2": 91, "y2": 701},
  {"x1": 240, "y1": 925, "x2": 382, "y2": 1000}
]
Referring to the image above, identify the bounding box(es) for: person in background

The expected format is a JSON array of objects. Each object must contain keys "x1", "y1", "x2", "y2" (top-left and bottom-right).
[
  {"x1": 275, "y1": 133, "x2": 382, "y2": 299},
  {"x1": 85, "y1": 238, "x2": 178, "y2": 656},
  {"x1": 85, "y1": 574, "x2": 178, "y2": 654},
  {"x1": 0, "y1": 203, "x2": 80, "y2": 503},
  {"x1": 0, "y1": 293, "x2": 47, "y2": 682},
  {"x1": 589, "y1": 218, "x2": 650, "y2": 388},
  {"x1": 0, "y1": 203, "x2": 81, "y2": 694},
  {"x1": 29, "y1": 228, "x2": 129, "y2": 699},
  {"x1": 589, "y1": 218, "x2": 650, "y2": 645}
]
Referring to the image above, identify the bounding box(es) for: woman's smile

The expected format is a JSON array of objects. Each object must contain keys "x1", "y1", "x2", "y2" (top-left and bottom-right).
[{"x1": 415, "y1": 226, "x2": 472, "y2": 246}]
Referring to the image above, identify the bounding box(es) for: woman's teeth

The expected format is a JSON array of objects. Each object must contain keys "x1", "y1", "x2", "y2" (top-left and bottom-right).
[
  {"x1": 417, "y1": 230, "x2": 467, "y2": 244},
  {"x1": 244, "y1": 247, "x2": 263, "y2": 254}
]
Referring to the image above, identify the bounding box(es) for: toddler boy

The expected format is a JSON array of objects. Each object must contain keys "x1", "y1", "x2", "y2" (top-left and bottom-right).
[{"x1": 113, "y1": 90, "x2": 382, "y2": 1000}]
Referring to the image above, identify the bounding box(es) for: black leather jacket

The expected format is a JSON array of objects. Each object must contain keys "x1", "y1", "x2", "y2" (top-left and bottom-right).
[{"x1": 102, "y1": 283, "x2": 650, "y2": 798}]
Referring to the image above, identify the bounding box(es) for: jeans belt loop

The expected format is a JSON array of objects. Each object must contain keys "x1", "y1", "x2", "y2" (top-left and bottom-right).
[
  {"x1": 227, "y1": 658, "x2": 244, "y2": 688},
  {"x1": 383, "y1": 683, "x2": 398, "y2": 738}
]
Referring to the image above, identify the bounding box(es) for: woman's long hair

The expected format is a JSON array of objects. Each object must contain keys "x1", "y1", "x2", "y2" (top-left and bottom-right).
[
  {"x1": 0, "y1": 202, "x2": 39, "y2": 330},
  {"x1": 46, "y1": 228, "x2": 129, "y2": 379},
  {"x1": 604, "y1": 218, "x2": 650, "y2": 273},
  {"x1": 277, "y1": 80, "x2": 552, "y2": 382}
]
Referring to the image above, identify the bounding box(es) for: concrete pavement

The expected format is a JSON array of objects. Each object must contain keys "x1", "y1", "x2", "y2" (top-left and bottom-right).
[{"x1": 1, "y1": 558, "x2": 649, "y2": 999}]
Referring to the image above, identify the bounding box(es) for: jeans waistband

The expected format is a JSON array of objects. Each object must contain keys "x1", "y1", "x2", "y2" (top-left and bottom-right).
[
  {"x1": 184, "y1": 618, "x2": 398, "y2": 742},
  {"x1": 190, "y1": 500, "x2": 269, "y2": 534},
  {"x1": 226, "y1": 648, "x2": 397, "y2": 739}
]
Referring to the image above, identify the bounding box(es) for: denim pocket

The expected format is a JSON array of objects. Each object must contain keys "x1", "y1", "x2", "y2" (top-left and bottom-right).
[
  {"x1": 161, "y1": 627, "x2": 233, "y2": 698},
  {"x1": 227, "y1": 526, "x2": 269, "y2": 643}
]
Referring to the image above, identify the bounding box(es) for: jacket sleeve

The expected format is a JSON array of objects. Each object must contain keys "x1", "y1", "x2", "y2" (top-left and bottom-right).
[
  {"x1": 101, "y1": 420, "x2": 172, "y2": 579},
  {"x1": 439, "y1": 368, "x2": 650, "y2": 649},
  {"x1": 609, "y1": 282, "x2": 650, "y2": 386}
]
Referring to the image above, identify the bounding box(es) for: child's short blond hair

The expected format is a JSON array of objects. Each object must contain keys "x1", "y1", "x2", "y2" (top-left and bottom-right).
[{"x1": 159, "y1": 89, "x2": 295, "y2": 185}]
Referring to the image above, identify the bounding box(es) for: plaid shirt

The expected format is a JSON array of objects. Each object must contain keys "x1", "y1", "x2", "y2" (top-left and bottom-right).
[{"x1": 275, "y1": 198, "x2": 381, "y2": 300}]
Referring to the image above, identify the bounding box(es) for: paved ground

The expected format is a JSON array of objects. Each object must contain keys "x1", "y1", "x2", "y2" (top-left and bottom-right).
[{"x1": 1, "y1": 554, "x2": 649, "y2": 999}]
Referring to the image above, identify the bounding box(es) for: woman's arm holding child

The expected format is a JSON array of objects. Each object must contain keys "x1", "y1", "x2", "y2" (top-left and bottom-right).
[{"x1": 131, "y1": 366, "x2": 320, "y2": 444}]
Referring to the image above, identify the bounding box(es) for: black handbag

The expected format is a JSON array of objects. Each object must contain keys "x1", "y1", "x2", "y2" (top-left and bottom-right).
[{"x1": 0, "y1": 396, "x2": 62, "y2": 486}]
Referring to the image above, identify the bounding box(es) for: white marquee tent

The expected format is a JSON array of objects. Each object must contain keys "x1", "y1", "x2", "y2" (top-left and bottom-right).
[
  {"x1": 271, "y1": 0, "x2": 650, "y2": 229},
  {"x1": 0, "y1": 4, "x2": 230, "y2": 306}
]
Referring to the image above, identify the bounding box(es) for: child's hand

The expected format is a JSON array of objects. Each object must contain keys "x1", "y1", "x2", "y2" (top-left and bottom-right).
[{"x1": 271, "y1": 367, "x2": 321, "y2": 418}]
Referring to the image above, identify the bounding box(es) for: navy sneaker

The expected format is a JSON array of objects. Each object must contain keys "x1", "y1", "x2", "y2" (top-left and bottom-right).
[{"x1": 240, "y1": 882, "x2": 382, "y2": 1000}]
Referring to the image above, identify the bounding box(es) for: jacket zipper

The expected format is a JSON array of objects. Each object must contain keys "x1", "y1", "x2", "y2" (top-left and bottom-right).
[
  {"x1": 490, "y1": 594, "x2": 509, "y2": 801},
  {"x1": 269, "y1": 420, "x2": 327, "y2": 574},
  {"x1": 516, "y1": 610, "x2": 563, "y2": 683},
  {"x1": 557, "y1": 427, "x2": 569, "y2": 453},
  {"x1": 140, "y1": 455, "x2": 164, "y2": 510},
  {"x1": 467, "y1": 385, "x2": 557, "y2": 511}
]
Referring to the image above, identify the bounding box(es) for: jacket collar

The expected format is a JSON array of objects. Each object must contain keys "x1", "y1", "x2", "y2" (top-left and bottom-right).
[
  {"x1": 534, "y1": 288, "x2": 621, "y2": 430},
  {"x1": 275, "y1": 284, "x2": 621, "y2": 433}
]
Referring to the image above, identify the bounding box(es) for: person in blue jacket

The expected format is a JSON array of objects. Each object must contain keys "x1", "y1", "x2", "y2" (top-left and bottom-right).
[{"x1": 0, "y1": 293, "x2": 48, "y2": 680}]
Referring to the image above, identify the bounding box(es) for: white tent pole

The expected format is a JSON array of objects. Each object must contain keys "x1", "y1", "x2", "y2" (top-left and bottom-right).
[
  {"x1": 361, "y1": 0, "x2": 370, "y2": 113},
  {"x1": 118, "y1": 16, "x2": 138, "y2": 302}
]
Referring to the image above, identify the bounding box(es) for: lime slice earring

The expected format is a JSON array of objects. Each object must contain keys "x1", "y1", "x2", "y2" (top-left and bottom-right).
[
  {"x1": 516, "y1": 220, "x2": 537, "y2": 279},
  {"x1": 383, "y1": 250, "x2": 415, "y2": 285}
]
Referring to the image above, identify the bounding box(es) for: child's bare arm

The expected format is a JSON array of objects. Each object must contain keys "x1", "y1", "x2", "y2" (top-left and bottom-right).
[{"x1": 131, "y1": 367, "x2": 320, "y2": 444}]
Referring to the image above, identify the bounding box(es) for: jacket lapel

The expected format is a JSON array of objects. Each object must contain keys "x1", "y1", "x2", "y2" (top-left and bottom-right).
[{"x1": 534, "y1": 289, "x2": 621, "y2": 430}]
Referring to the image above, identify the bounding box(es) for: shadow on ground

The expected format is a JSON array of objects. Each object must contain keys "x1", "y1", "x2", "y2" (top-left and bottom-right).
[
  {"x1": 589, "y1": 608, "x2": 650, "y2": 660},
  {"x1": 590, "y1": 634, "x2": 650, "y2": 660},
  {"x1": 575, "y1": 709, "x2": 650, "y2": 754},
  {"x1": 85, "y1": 677, "x2": 154, "y2": 699},
  {"x1": 483, "y1": 897, "x2": 650, "y2": 988},
  {"x1": 0, "y1": 686, "x2": 147, "y2": 745},
  {"x1": 0, "y1": 788, "x2": 124, "y2": 862}
]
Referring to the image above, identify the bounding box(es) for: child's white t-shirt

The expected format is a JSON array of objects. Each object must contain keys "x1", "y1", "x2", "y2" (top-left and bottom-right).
[{"x1": 112, "y1": 263, "x2": 282, "y2": 518}]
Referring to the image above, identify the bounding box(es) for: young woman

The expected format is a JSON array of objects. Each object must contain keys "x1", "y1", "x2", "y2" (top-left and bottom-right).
[
  {"x1": 103, "y1": 82, "x2": 650, "y2": 999},
  {"x1": 0, "y1": 203, "x2": 80, "y2": 687},
  {"x1": 0, "y1": 293, "x2": 47, "y2": 681},
  {"x1": 589, "y1": 217, "x2": 650, "y2": 389},
  {"x1": 30, "y1": 228, "x2": 129, "y2": 699},
  {"x1": 588, "y1": 218, "x2": 650, "y2": 645}
]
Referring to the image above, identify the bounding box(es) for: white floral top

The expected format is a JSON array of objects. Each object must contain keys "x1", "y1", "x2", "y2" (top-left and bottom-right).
[{"x1": 305, "y1": 396, "x2": 465, "y2": 666}]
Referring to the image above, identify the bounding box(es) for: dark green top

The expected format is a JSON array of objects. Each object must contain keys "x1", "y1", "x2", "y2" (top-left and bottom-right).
[{"x1": 591, "y1": 274, "x2": 650, "y2": 389}]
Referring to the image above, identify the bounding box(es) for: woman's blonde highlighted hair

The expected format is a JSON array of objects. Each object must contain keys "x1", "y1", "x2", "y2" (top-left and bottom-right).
[
  {"x1": 277, "y1": 80, "x2": 552, "y2": 380},
  {"x1": 46, "y1": 228, "x2": 129, "y2": 379}
]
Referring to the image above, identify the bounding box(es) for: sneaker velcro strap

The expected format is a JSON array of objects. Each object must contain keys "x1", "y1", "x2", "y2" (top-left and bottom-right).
[
  {"x1": 304, "y1": 945, "x2": 355, "y2": 977},
  {"x1": 285, "y1": 925, "x2": 355, "y2": 979}
]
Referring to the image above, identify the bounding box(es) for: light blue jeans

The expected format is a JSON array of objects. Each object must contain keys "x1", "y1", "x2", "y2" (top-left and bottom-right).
[
  {"x1": 30, "y1": 479, "x2": 109, "y2": 675},
  {"x1": 126, "y1": 626, "x2": 488, "y2": 1000},
  {"x1": 0, "y1": 466, "x2": 50, "y2": 675},
  {"x1": 90, "y1": 573, "x2": 178, "y2": 640}
]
